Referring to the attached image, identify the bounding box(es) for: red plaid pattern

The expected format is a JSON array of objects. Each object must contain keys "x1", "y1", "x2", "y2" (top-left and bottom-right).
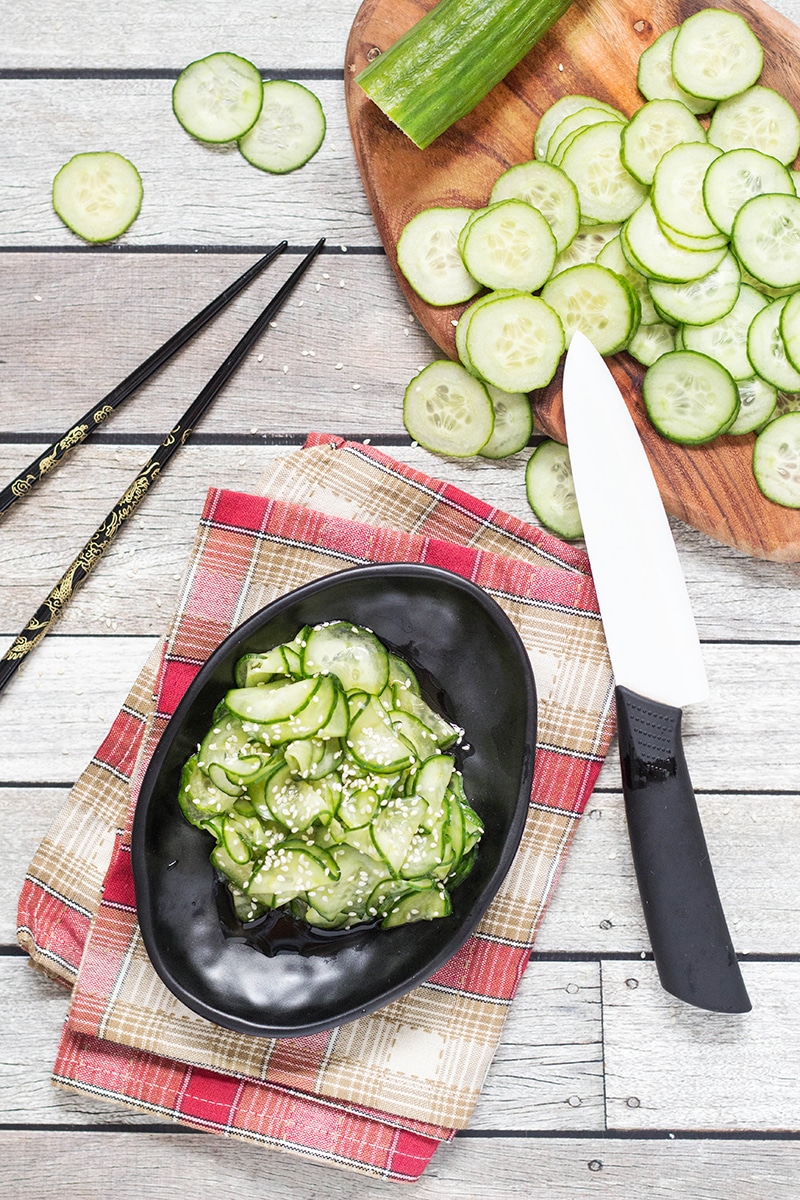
[{"x1": 19, "y1": 437, "x2": 615, "y2": 1181}]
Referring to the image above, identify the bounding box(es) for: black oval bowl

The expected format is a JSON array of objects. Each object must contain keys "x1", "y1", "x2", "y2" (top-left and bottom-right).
[{"x1": 132, "y1": 563, "x2": 537, "y2": 1038}]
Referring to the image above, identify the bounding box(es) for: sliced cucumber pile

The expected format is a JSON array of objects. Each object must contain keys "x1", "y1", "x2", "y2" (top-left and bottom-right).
[
  {"x1": 178, "y1": 622, "x2": 483, "y2": 931},
  {"x1": 395, "y1": 6, "x2": 800, "y2": 509},
  {"x1": 173, "y1": 51, "x2": 325, "y2": 172}
]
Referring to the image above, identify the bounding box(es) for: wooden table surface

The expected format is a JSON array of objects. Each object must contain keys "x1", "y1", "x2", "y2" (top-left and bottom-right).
[{"x1": 2, "y1": 2, "x2": 800, "y2": 1196}]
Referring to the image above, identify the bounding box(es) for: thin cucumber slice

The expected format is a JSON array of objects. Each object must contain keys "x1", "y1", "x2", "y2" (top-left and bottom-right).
[
  {"x1": 682, "y1": 283, "x2": 768, "y2": 380},
  {"x1": 596, "y1": 233, "x2": 659, "y2": 325},
  {"x1": 525, "y1": 440, "x2": 583, "y2": 540},
  {"x1": 779, "y1": 290, "x2": 800, "y2": 373},
  {"x1": 746, "y1": 297, "x2": 800, "y2": 393},
  {"x1": 656, "y1": 220, "x2": 727, "y2": 254},
  {"x1": 52, "y1": 152, "x2": 143, "y2": 243},
  {"x1": 489, "y1": 160, "x2": 580, "y2": 254},
  {"x1": 534, "y1": 94, "x2": 625, "y2": 161},
  {"x1": 302, "y1": 622, "x2": 389, "y2": 696},
  {"x1": 559, "y1": 122, "x2": 649, "y2": 223},
  {"x1": 642, "y1": 350, "x2": 739, "y2": 444},
  {"x1": 708, "y1": 87, "x2": 800, "y2": 165},
  {"x1": 752, "y1": 413, "x2": 800, "y2": 506},
  {"x1": 728, "y1": 376, "x2": 777, "y2": 435},
  {"x1": 455, "y1": 290, "x2": 513, "y2": 373},
  {"x1": 547, "y1": 106, "x2": 624, "y2": 163},
  {"x1": 238, "y1": 80, "x2": 326, "y2": 173},
  {"x1": 620, "y1": 99, "x2": 707, "y2": 186},
  {"x1": 172, "y1": 52, "x2": 263, "y2": 143},
  {"x1": 702, "y1": 148, "x2": 795, "y2": 237},
  {"x1": 732, "y1": 193, "x2": 800, "y2": 290},
  {"x1": 636, "y1": 26, "x2": 715, "y2": 116},
  {"x1": 650, "y1": 141, "x2": 722, "y2": 240},
  {"x1": 396, "y1": 207, "x2": 482, "y2": 306},
  {"x1": 671, "y1": 9, "x2": 763, "y2": 102},
  {"x1": 624, "y1": 198, "x2": 727, "y2": 283},
  {"x1": 648, "y1": 251, "x2": 741, "y2": 327},
  {"x1": 465, "y1": 292, "x2": 565, "y2": 392},
  {"x1": 627, "y1": 320, "x2": 676, "y2": 366},
  {"x1": 403, "y1": 360, "x2": 494, "y2": 455},
  {"x1": 550, "y1": 223, "x2": 621, "y2": 277},
  {"x1": 478, "y1": 387, "x2": 533, "y2": 459},
  {"x1": 540, "y1": 263, "x2": 639, "y2": 354},
  {"x1": 460, "y1": 199, "x2": 557, "y2": 292}
]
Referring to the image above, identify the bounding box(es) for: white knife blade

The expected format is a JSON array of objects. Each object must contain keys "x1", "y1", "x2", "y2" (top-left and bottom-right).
[{"x1": 561, "y1": 330, "x2": 708, "y2": 709}]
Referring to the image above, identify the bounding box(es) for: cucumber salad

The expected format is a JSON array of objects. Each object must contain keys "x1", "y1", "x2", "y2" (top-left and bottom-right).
[
  {"x1": 178, "y1": 621, "x2": 484, "y2": 931},
  {"x1": 398, "y1": 7, "x2": 800, "y2": 513}
]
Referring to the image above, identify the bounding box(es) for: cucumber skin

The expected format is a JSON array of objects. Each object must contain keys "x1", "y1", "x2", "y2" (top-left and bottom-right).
[{"x1": 356, "y1": 0, "x2": 576, "y2": 149}]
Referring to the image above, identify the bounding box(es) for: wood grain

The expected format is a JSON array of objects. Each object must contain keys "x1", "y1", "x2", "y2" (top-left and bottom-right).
[{"x1": 344, "y1": 0, "x2": 800, "y2": 560}]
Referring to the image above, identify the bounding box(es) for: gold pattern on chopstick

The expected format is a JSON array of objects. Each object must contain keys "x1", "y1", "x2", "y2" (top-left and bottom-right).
[{"x1": 11, "y1": 474, "x2": 37, "y2": 498}]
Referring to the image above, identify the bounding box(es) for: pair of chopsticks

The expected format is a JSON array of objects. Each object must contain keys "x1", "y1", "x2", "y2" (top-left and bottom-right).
[{"x1": 0, "y1": 238, "x2": 325, "y2": 696}]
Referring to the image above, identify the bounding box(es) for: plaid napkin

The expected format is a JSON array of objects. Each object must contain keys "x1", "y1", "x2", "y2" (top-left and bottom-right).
[{"x1": 17, "y1": 435, "x2": 615, "y2": 1181}]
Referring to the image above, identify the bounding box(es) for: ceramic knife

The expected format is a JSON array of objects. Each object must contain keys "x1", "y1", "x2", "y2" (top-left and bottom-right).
[{"x1": 562, "y1": 330, "x2": 751, "y2": 1014}]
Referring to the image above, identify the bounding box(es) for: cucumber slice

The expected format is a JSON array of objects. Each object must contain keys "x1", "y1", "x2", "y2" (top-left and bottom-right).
[
  {"x1": 381, "y1": 883, "x2": 451, "y2": 928},
  {"x1": 525, "y1": 439, "x2": 583, "y2": 539},
  {"x1": 396, "y1": 207, "x2": 482, "y2": 306},
  {"x1": 52, "y1": 152, "x2": 143, "y2": 243},
  {"x1": 728, "y1": 376, "x2": 777, "y2": 435},
  {"x1": 636, "y1": 26, "x2": 715, "y2": 116},
  {"x1": 620, "y1": 99, "x2": 707, "y2": 186},
  {"x1": 671, "y1": 9, "x2": 763, "y2": 102},
  {"x1": 465, "y1": 292, "x2": 565, "y2": 391},
  {"x1": 172, "y1": 52, "x2": 263, "y2": 143},
  {"x1": 238, "y1": 80, "x2": 326, "y2": 173},
  {"x1": 682, "y1": 283, "x2": 768, "y2": 380},
  {"x1": 732, "y1": 193, "x2": 800, "y2": 290},
  {"x1": 455, "y1": 289, "x2": 516, "y2": 373},
  {"x1": 746, "y1": 297, "x2": 800, "y2": 393},
  {"x1": 559, "y1": 121, "x2": 649, "y2": 223},
  {"x1": 489, "y1": 160, "x2": 580, "y2": 254},
  {"x1": 403, "y1": 360, "x2": 494, "y2": 456},
  {"x1": 534, "y1": 94, "x2": 625, "y2": 161},
  {"x1": 752, "y1": 413, "x2": 800, "y2": 506},
  {"x1": 642, "y1": 350, "x2": 739, "y2": 443},
  {"x1": 623, "y1": 198, "x2": 727, "y2": 283},
  {"x1": 708, "y1": 87, "x2": 800, "y2": 165},
  {"x1": 302, "y1": 622, "x2": 389, "y2": 695},
  {"x1": 540, "y1": 263, "x2": 639, "y2": 354},
  {"x1": 702, "y1": 148, "x2": 795, "y2": 237},
  {"x1": 479, "y1": 386, "x2": 533, "y2": 459},
  {"x1": 347, "y1": 698, "x2": 416, "y2": 775},
  {"x1": 596, "y1": 233, "x2": 659, "y2": 325},
  {"x1": 550, "y1": 223, "x2": 622, "y2": 277},
  {"x1": 779, "y1": 290, "x2": 800, "y2": 373},
  {"x1": 648, "y1": 251, "x2": 741, "y2": 327},
  {"x1": 626, "y1": 320, "x2": 676, "y2": 366},
  {"x1": 547, "y1": 106, "x2": 624, "y2": 163},
  {"x1": 460, "y1": 198, "x2": 557, "y2": 291},
  {"x1": 650, "y1": 141, "x2": 721, "y2": 241}
]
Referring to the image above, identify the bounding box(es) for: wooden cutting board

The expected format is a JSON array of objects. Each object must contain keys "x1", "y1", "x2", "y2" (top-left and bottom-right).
[{"x1": 344, "y1": 0, "x2": 800, "y2": 561}]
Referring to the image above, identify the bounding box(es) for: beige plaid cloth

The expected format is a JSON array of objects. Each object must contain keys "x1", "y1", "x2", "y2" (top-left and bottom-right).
[{"x1": 18, "y1": 437, "x2": 615, "y2": 1176}]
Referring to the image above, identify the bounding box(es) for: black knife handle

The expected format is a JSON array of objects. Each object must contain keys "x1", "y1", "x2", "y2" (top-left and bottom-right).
[{"x1": 615, "y1": 685, "x2": 751, "y2": 1014}]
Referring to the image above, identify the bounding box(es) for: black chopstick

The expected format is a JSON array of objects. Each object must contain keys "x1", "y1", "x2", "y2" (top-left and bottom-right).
[
  {"x1": 0, "y1": 238, "x2": 325, "y2": 696},
  {"x1": 0, "y1": 242, "x2": 288, "y2": 519}
]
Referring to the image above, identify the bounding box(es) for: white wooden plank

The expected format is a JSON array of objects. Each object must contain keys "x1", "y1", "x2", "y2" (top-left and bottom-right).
[
  {"x1": 5, "y1": 788, "x2": 799, "y2": 956},
  {"x1": 0, "y1": 636, "x2": 795, "y2": 790},
  {"x1": 2, "y1": 442, "x2": 799, "y2": 640},
  {"x1": 1, "y1": 1, "x2": 359, "y2": 69},
  {"x1": 2, "y1": 1129, "x2": 800, "y2": 1199},
  {"x1": 0, "y1": 252, "x2": 432, "y2": 435},
  {"x1": 0, "y1": 79, "x2": 374, "y2": 246},
  {"x1": 0, "y1": 957, "x2": 604, "y2": 1130},
  {"x1": 603, "y1": 960, "x2": 800, "y2": 1131}
]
